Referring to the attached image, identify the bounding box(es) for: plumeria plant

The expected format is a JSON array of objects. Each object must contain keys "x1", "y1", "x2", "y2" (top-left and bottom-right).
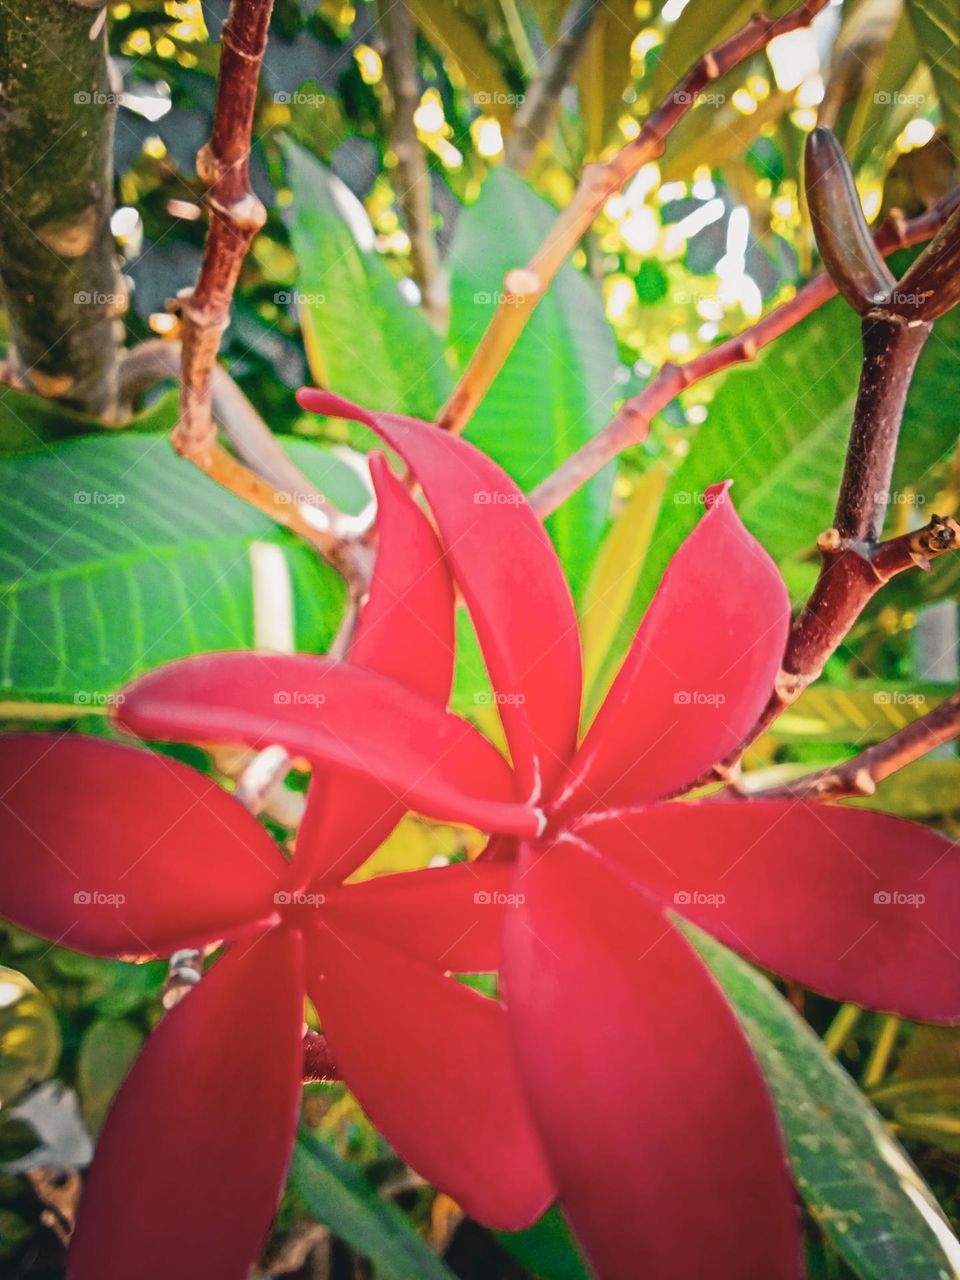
[{"x1": 4, "y1": 1, "x2": 960, "y2": 1279}]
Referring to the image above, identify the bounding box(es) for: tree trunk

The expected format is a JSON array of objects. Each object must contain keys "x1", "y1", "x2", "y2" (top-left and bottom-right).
[{"x1": 0, "y1": 0, "x2": 122, "y2": 417}]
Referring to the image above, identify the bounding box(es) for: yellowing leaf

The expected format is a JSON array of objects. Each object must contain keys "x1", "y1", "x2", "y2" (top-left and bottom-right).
[
  {"x1": 0, "y1": 967, "x2": 61, "y2": 1107},
  {"x1": 580, "y1": 465, "x2": 668, "y2": 719}
]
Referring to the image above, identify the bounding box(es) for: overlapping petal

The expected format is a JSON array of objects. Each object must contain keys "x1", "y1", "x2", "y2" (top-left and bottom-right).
[
  {"x1": 501, "y1": 839, "x2": 801, "y2": 1280},
  {"x1": 298, "y1": 454, "x2": 456, "y2": 884},
  {"x1": 583, "y1": 800, "x2": 960, "y2": 1022},
  {"x1": 563, "y1": 486, "x2": 790, "y2": 813},
  {"x1": 305, "y1": 927, "x2": 556, "y2": 1230},
  {"x1": 68, "y1": 928, "x2": 305, "y2": 1280},
  {"x1": 319, "y1": 862, "x2": 517, "y2": 971},
  {"x1": 0, "y1": 735, "x2": 282, "y2": 957},
  {"x1": 296, "y1": 389, "x2": 583, "y2": 799},
  {"x1": 115, "y1": 653, "x2": 540, "y2": 836}
]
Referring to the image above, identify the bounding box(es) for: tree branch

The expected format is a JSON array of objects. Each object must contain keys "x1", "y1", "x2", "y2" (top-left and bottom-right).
[
  {"x1": 503, "y1": 0, "x2": 599, "y2": 175},
  {"x1": 0, "y1": 0, "x2": 123, "y2": 416},
  {"x1": 174, "y1": 0, "x2": 271, "y2": 462},
  {"x1": 436, "y1": 0, "x2": 830, "y2": 435},
  {"x1": 756, "y1": 691, "x2": 960, "y2": 801},
  {"x1": 376, "y1": 0, "x2": 446, "y2": 326},
  {"x1": 529, "y1": 185, "x2": 960, "y2": 518},
  {"x1": 704, "y1": 132, "x2": 960, "y2": 782}
]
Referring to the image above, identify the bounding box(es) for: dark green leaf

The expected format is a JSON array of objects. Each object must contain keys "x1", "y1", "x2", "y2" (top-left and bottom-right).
[
  {"x1": 290, "y1": 1133, "x2": 456, "y2": 1280},
  {"x1": 690, "y1": 927, "x2": 960, "y2": 1280},
  {"x1": 497, "y1": 1206, "x2": 590, "y2": 1280}
]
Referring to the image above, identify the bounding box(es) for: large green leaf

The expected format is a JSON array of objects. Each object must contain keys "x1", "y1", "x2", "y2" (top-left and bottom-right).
[
  {"x1": 907, "y1": 0, "x2": 960, "y2": 151},
  {"x1": 284, "y1": 140, "x2": 452, "y2": 420},
  {"x1": 290, "y1": 1133, "x2": 456, "y2": 1280},
  {"x1": 0, "y1": 433, "x2": 352, "y2": 706},
  {"x1": 690, "y1": 927, "x2": 960, "y2": 1280},
  {"x1": 449, "y1": 169, "x2": 620, "y2": 589}
]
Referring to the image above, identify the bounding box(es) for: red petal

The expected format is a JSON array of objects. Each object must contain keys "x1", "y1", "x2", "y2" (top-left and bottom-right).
[
  {"x1": 296, "y1": 389, "x2": 582, "y2": 799},
  {"x1": 116, "y1": 653, "x2": 539, "y2": 837},
  {"x1": 305, "y1": 926, "x2": 555, "y2": 1229},
  {"x1": 563, "y1": 485, "x2": 789, "y2": 812},
  {"x1": 584, "y1": 799, "x2": 960, "y2": 1022},
  {"x1": 320, "y1": 861, "x2": 518, "y2": 971},
  {"x1": 502, "y1": 840, "x2": 801, "y2": 1280},
  {"x1": 69, "y1": 927, "x2": 305, "y2": 1280},
  {"x1": 298, "y1": 454, "x2": 456, "y2": 884},
  {"x1": 0, "y1": 735, "x2": 282, "y2": 958}
]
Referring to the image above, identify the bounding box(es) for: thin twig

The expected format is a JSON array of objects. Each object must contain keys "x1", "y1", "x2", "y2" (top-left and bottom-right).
[
  {"x1": 376, "y1": 0, "x2": 446, "y2": 326},
  {"x1": 503, "y1": 0, "x2": 600, "y2": 175},
  {"x1": 436, "y1": 0, "x2": 830, "y2": 435},
  {"x1": 530, "y1": 186, "x2": 960, "y2": 518}
]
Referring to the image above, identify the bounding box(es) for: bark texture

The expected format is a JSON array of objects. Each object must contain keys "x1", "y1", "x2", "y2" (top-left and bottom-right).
[{"x1": 0, "y1": 0, "x2": 122, "y2": 416}]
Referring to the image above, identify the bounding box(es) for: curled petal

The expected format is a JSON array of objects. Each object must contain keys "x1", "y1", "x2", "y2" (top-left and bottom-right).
[
  {"x1": 296, "y1": 389, "x2": 583, "y2": 800},
  {"x1": 305, "y1": 927, "x2": 555, "y2": 1230},
  {"x1": 69, "y1": 928, "x2": 305, "y2": 1280},
  {"x1": 299, "y1": 454, "x2": 456, "y2": 883},
  {"x1": 321, "y1": 861, "x2": 519, "y2": 971},
  {"x1": 565, "y1": 486, "x2": 789, "y2": 813},
  {"x1": 0, "y1": 735, "x2": 282, "y2": 958},
  {"x1": 585, "y1": 799, "x2": 960, "y2": 1022},
  {"x1": 502, "y1": 840, "x2": 801, "y2": 1280},
  {"x1": 116, "y1": 653, "x2": 539, "y2": 837}
]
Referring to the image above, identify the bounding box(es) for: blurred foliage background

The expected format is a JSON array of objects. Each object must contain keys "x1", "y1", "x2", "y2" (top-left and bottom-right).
[{"x1": 3, "y1": 0, "x2": 960, "y2": 1276}]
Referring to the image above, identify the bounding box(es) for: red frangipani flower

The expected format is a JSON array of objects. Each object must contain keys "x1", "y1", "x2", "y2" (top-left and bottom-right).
[
  {"x1": 0, "y1": 459, "x2": 554, "y2": 1280},
  {"x1": 115, "y1": 388, "x2": 960, "y2": 1279}
]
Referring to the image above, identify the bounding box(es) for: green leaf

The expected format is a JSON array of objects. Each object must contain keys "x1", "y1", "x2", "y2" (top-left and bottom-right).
[
  {"x1": 772, "y1": 683, "x2": 949, "y2": 744},
  {"x1": 0, "y1": 432, "x2": 347, "y2": 705},
  {"x1": 907, "y1": 0, "x2": 960, "y2": 150},
  {"x1": 576, "y1": 0, "x2": 638, "y2": 157},
  {"x1": 497, "y1": 1206, "x2": 590, "y2": 1280},
  {"x1": 290, "y1": 1133, "x2": 457, "y2": 1280},
  {"x1": 689, "y1": 927, "x2": 960, "y2": 1280},
  {"x1": 407, "y1": 0, "x2": 515, "y2": 122},
  {"x1": 0, "y1": 968, "x2": 60, "y2": 1108},
  {"x1": 284, "y1": 140, "x2": 452, "y2": 420},
  {"x1": 77, "y1": 1018, "x2": 143, "y2": 1134},
  {"x1": 580, "y1": 464, "x2": 668, "y2": 722},
  {"x1": 449, "y1": 169, "x2": 620, "y2": 590}
]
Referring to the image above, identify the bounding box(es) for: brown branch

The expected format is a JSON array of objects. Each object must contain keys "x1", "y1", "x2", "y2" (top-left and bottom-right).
[
  {"x1": 503, "y1": 0, "x2": 600, "y2": 175},
  {"x1": 154, "y1": 2, "x2": 371, "y2": 590},
  {"x1": 436, "y1": 0, "x2": 829, "y2": 435},
  {"x1": 529, "y1": 186, "x2": 960, "y2": 518},
  {"x1": 702, "y1": 137, "x2": 960, "y2": 783},
  {"x1": 120, "y1": 339, "x2": 349, "y2": 517},
  {"x1": 375, "y1": 0, "x2": 446, "y2": 327},
  {"x1": 175, "y1": 0, "x2": 271, "y2": 463},
  {"x1": 757, "y1": 691, "x2": 960, "y2": 801}
]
